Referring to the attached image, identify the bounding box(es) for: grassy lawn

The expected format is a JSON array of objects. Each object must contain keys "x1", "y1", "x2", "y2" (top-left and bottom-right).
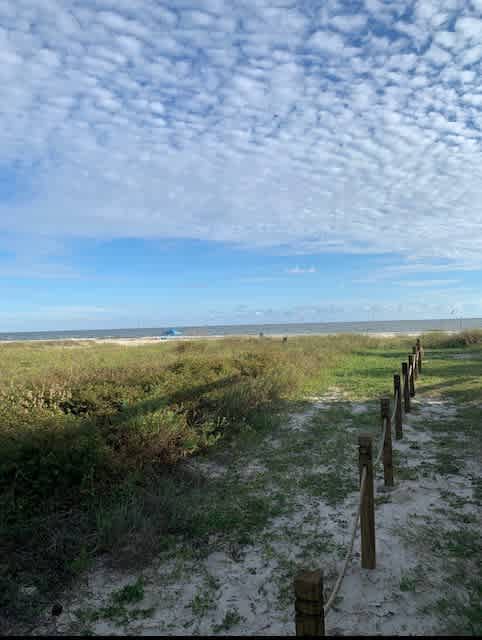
[{"x1": 1, "y1": 330, "x2": 481, "y2": 633}]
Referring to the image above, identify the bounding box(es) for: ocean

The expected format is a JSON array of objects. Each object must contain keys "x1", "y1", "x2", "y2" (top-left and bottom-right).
[{"x1": 0, "y1": 318, "x2": 480, "y2": 342}]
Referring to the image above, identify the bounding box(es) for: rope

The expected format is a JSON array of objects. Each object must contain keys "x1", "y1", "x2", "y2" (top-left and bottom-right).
[
  {"x1": 324, "y1": 406, "x2": 391, "y2": 615},
  {"x1": 391, "y1": 390, "x2": 398, "y2": 423},
  {"x1": 323, "y1": 466, "x2": 367, "y2": 615},
  {"x1": 374, "y1": 416, "x2": 387, "y2": 467}
]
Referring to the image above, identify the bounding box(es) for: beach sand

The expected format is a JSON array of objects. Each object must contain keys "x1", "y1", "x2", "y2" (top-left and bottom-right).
[{"x1": 0, "y1": 331, "x2": 445, "y2": 346}]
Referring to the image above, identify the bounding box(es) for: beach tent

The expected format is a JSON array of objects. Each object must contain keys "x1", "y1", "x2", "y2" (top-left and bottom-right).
[{"x1": 161, "y1": 328, "x2": 182, "y2": 337}]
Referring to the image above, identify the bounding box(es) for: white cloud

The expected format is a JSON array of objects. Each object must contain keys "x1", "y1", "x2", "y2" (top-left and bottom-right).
[
  {"x1": 286, "y1": 266, "x2": 317, "y2": 274},
  {"x1": 1, "y1": 0, "x2": 482, "y2": 272},
  {"x1": 461, "y1": 44, "x2": 482, "y2": 64},
  {"x1": 308, "y1": 30, "x2": 349, "y2": 55},
  {"x1": 455, "y1": 16, "x2": 482, "y2": 42},
  {"x1": 395, "y1": 279, "x2": 460, "y2": 287},
  {"x1": 434, "y1": 30, "x2": 457, "y2": 49},
  {"x1": 425, "y1": 43, "x2": 452, "y2": 65},
  {"x1": 331, "y1": 14, "x2": 368, "y2": 33}
]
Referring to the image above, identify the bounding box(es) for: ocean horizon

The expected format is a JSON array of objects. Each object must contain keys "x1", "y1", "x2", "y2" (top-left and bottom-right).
[{"x1": 1, "y1": 317, "x2": 481, "y2": 342}]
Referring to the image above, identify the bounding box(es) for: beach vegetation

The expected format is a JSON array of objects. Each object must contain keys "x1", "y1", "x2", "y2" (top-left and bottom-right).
[{"x1": 1, "y1": 332, "x2": 481, "y2": 631}]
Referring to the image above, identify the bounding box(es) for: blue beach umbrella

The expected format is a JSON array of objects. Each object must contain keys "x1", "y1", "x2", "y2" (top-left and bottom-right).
[{"x1": 161, "y1": 328, "x2": 182, "y2": 337}]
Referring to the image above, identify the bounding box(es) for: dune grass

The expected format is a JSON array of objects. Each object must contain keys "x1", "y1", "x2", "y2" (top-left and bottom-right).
[
  {"x1": 1, "y1": 331, "x2": 481, "y2": 631},
  {"x1": 0, "y1": 334, "x2": 367, "y2": 627}
]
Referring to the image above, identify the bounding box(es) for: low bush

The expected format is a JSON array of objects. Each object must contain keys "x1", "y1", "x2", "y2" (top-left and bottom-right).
[{"x1": 420, "y1": 330, "x2": 482, "y2": 349}]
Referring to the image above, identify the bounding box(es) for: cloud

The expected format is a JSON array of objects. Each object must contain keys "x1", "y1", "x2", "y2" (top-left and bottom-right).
[
  {"x1": 0, "y1": 305, "x2": 112, "y2": 321},
  {"x1": 394, "y1": 279, "x2": 461, "y2": 287},
  {"x1": 286, "y1": 266, "x2": 317, "y2": 274},
  {"x1": 308, "y1": 30, "x2": 347, "y2": 54},
  {"x1": 352, "y1": 255, "x2": 482, "y2": 284},
  {"x1": 1, "y1": 0, "x2": 482, "y2": 272},
  {"x1": 191, "y1": 297, "x2": 482, "y2": 326},
  {"x1": 455, "y1": 16, "x2": 482, "y2": 41},
  {"x1": 331, "y1": 13, "x2": 368, "y2": 33}
]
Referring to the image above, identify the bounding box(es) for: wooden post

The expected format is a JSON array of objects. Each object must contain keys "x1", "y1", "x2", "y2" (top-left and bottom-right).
[
  {"x1": 393, "y1": 374, "x2": 403, "y2": 439},
  {"x1": 412, "y1": 346, "x2": 418, "y2": 379},
  {"x1": 416, "y1": 339, "x2": 423, "y2": 373},
  {"x1": 294, "y1": 570, "x2": 325, "y2": 636},
  {"x1": 402, "y1": 362, "x2": 411, "y2": 412},
  {"x1": 358, "y1": 434, "x2": 376, "y2": 569},
  {"x1": 380, "y1": 398, "x2": 394, "y2": 487},
  {"x1": 408, "y1": 354, "x2": 415, "y2": 397}
]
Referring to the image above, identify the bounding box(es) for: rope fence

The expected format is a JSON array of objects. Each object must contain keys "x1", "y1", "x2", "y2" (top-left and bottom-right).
[{"x1": 294, "y1": 340, "x2": 424, "y2": 636}]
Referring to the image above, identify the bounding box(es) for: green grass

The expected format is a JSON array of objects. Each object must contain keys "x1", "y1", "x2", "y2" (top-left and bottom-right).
[
  {"x1": 72, "y1": 577, "x2": 154, "y2": 632},
  {"x1": 1, "y1": 331, "x2": 481, "y2": 633},
  {"x1": 402, "y1": 518, "x2": 482, "y2": 635},
  {"x1": 299, "y1": 470, "x2": 358, "y2": 506},
  {"x1": 212, "y1": 608, "x2": 244, "y2": 633},
  {"x1": 399, "y1": 573, "x2": 418, "y2": 593}
]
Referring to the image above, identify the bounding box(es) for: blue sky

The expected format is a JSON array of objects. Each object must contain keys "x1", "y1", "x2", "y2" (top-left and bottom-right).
[{"x1": 1, "y1": 0, "x2": 482, "y2": 331}]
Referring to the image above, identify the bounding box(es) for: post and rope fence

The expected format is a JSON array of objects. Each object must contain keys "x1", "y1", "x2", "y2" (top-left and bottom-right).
[{"x1": 294, "y1": 339, "x2": 425, "y2": 636}]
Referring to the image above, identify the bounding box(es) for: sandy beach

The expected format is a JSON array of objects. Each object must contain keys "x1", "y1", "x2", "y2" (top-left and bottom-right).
[
  {"x1": 90, "y1": 331, "x2": 427, "y2": 346},
  {"x1": 0, "y1": 330, "x2": 449, "y2": 346}
]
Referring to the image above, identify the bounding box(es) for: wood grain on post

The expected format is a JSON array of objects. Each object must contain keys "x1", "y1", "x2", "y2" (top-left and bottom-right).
[
  {"x1": 402, "y1": 362, "x2": 411, "y2": 412},
  {"x1": 393, "y1": 374, "x2": 403, "y2": 439},
  {"x1": 358, "y1": 434, "x2": 376, "y2": 569},
  {"x1": 412, "y1": 346, "x2": 418, "y2": 379},
  {"x1": 294, "y1": 569, "x2": 325, "y2": 636},
  {"x1": 408, "y1": 354, "x2": 415, "y2": 397},
  {"x1": 380, "y1": 398, "x2": 394, "y2": 487}
]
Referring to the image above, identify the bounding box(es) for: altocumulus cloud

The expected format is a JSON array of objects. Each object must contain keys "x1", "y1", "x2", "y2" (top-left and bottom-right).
[{"x1": 1, "y1": 0, "x2": 482, "y2": 266}]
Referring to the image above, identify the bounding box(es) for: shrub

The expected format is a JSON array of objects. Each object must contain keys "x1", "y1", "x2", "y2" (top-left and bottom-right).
[
  {"x1": 0, "y1": 415, "x2": 107, "y2": 513},
  {"x1": 420, "y1": 330, "x2": 482, "y2": 349}
]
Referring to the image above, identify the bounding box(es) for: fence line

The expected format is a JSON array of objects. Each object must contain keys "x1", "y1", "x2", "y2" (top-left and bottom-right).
[{"x1": 294, "y1": 340, "x2": 424, "y2": 636}]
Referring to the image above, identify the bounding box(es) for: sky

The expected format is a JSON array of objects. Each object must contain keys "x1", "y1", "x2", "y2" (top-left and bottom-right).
[{"x1": 1, "y1": 0, "x2": 482, "y2": 331}]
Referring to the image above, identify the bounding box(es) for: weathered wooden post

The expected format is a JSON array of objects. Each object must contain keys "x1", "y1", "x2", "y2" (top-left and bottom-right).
[
  {"x1": 416, "y1": 339, "x2": 422, "y2": 373},
  {"x1": 408, "y1": 354, "x2": 415, "y2": 397},
  {"x1": 393, "y1": 373, "x2": 403, "y2": 439},
  {"x1": 380, "y1": 398, "x2": 394, "y2": 487},
  {"x1": 402, "y1": 362, "x2": 411, "y2": 412},
  {"x1": 412, "y1": 346, "x2": 418, "y2": 379},
  {"x1": 294, "y1": 570, "x2": 325, "y2": 636},
  {"x1": 358, "y1": 434, "x2": 376, "y2": 569}
]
